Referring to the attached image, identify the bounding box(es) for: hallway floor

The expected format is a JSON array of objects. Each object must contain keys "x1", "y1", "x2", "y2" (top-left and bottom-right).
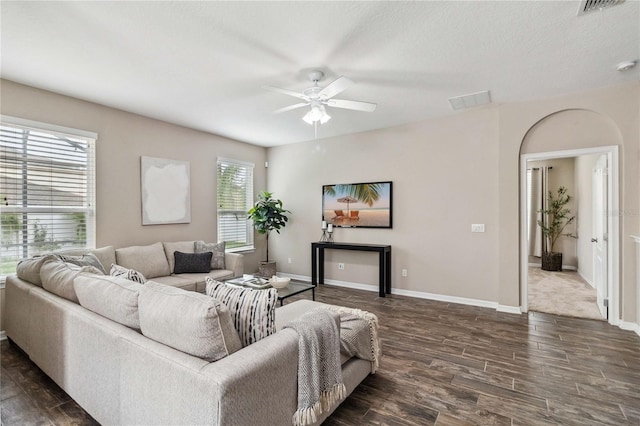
[{"x1": 528, "y1": 266, "x2": 603, "y2": 320}]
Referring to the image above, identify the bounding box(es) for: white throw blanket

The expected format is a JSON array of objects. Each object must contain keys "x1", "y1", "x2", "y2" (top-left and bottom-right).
[
  {"x1": 322, "y1": 305, "x2": 381, "y2": 373},
  {"x1": 284, "y1": 310, "x2": 346, "y2": 426}
]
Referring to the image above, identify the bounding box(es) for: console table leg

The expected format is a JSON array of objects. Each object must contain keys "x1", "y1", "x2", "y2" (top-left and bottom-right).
[{"x1": 378, "y1": 251, "x2": 385, "y2": 297}]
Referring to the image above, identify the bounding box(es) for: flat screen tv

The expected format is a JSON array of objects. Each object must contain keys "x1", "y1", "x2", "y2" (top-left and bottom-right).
[{"x1": 322, "y1": 181, "x2": 392, "y2": 228}]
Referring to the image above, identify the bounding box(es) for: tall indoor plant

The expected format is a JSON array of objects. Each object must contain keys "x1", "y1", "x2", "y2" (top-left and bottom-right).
[
  {"x1": 247, "y1": 191, "x2": 290, "y2": 276},
  {"x1": 537, "y1": 186, "x2": 575, "y2": 271}
]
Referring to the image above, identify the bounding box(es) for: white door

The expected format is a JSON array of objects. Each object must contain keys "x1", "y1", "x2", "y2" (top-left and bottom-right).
[{"x1": 592, "y1": 155, "x2": 608, "y2": 319}]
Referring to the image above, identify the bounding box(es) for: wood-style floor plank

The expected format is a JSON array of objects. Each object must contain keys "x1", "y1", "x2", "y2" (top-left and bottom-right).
[{"x1": 2, "y1": 283, "x2": 640, "y2": 425}]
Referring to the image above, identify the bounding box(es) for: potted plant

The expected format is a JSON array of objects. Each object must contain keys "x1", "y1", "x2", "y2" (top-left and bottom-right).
[
  {"x1": 537, "y1": 186, "x2": 575, "y2": 271},
  {"x1": 247, "y1": 191, "x2": 290, "y2": 277}
]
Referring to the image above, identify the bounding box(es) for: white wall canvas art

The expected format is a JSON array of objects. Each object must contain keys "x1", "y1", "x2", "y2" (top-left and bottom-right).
[{"x1": 141, "y1": 156, "x2": 191, "y2": 225}]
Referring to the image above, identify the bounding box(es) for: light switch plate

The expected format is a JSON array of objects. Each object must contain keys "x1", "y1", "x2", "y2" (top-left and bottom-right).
[{"x1": 471, "y1": 224, "x2": 485, "y2": 233}]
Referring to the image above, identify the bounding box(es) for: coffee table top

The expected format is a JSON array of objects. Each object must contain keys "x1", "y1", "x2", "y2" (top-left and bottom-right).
[
  {"x1": 275, "y1": 280, "x2": 315, "y2": 300},
  {"x1": 224, "y1": 275, "x2": 315, "y2": 301}
]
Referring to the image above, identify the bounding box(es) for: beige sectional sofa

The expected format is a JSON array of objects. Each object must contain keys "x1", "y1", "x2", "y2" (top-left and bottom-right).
[
  {"x1": 5, "y1": 242, "x2": 374, "y2": 425},
  {"x1": 57, "y1": 240, "x2": 244, "y2": 292}
]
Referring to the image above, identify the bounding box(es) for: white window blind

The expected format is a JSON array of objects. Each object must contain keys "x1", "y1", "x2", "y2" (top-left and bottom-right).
[
  {"x1": 217, "y1": 158, "x2": 254, "y2": 252},
  {"x1": 0, "y1": 116, "x2": 96, "y2": 279}
]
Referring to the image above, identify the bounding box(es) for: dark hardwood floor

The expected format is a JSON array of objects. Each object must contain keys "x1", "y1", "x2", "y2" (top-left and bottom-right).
[{"x1": 2, "y1": 284, "x2": 640, "y2": 425}]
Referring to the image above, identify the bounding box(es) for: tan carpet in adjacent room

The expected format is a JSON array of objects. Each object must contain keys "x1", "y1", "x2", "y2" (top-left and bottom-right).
[{"x1": 528, "y1": 266, "x2": 604, "y2": 320}]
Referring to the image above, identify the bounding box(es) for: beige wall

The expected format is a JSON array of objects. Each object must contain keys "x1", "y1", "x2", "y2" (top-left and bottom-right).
[
  {"x1": 0, "y1": 79, "x2": 267, "y2": 256},
  {"x1": 270, "y1": 82, "x2": 640, "y2": 323},
  {"x1": 1, "y1": 78, "x2": 638, "y2": 328},
  {"x1": 268, "y1": 107, "x2": 502, "y2": 304}
]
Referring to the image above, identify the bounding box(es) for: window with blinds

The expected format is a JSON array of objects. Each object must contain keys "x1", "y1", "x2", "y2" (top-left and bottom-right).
[
  {"x1": 0, "y1": 116, "x2": 96, "y2": 279},
  {"x1": 217, "y1": 158, "x2": 254, "y2": 251}
]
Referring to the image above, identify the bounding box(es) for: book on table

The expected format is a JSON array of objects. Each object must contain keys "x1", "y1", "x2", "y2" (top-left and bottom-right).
[{"x1": 225, "y1": 275, "x2": 271, "y2": 289}]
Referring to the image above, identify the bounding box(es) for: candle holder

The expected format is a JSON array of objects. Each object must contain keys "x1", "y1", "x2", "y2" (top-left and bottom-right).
[{"x1": 319, "y1": 230, "x2": 329, "y2": 242}]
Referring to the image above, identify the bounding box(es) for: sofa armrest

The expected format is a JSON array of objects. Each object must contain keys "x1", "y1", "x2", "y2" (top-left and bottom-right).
[
  {"x1": 204, "y1": 328, "x2": 299, "y2": 425},
  {"x1": 119, "y1": 327, "x2": 299, "y2": 425},
  {"x1": 224, "y1": 252, "x2": 244, "y2": 278}
]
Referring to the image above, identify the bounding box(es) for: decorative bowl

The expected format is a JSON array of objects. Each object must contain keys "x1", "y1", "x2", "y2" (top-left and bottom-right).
[{"x1": 270, "y1": 276, "x2": 290, "y2": 289}]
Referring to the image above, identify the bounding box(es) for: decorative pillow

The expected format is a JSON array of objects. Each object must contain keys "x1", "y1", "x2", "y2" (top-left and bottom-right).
[
  {"x1": 55, "y1": 246, "x2": 116, "y2": 274},
  {"x1": 162, "y1": 241, "x2": 196, "y2": 274},
  {"x1": 138, "y1": 281, "x2": 242, "y2": 362},
  {"x1": 16, "y1": 254, "x2": 58, "y2": 286},
  {"x1": 205, "y1": 277, "x2": 278, "y2": 347},
  {"x1": 74, "y1": 274, "x2": 143, "y2": 329},
  {"x1": 56, "y1": 253, "x2": 106, "y2": 274},
  {"x1": 110, "y1": 264, "x2": 147, "y2": 284},
  {"x1": 173, "y1": 251, "x2": 212, "y2": 274},
  {"x1": 195, "y1": 241, "x2": 225, "y2": 270},
  {"x1": 40, "y1": 260, "x2": 103, "y2": 303}
]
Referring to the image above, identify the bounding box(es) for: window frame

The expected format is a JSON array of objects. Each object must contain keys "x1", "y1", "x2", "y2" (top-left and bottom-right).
[{"x1": 0, "y1": 115, "x2": 97, "y2": 283}]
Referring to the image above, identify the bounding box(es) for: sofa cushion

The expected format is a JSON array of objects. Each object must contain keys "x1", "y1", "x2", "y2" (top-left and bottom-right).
[
  {"x1": 177, "y1": 270, "x2": 234, "y2": 293},
  {"x1": 56, "y1": 253, "x2": 106, "y2": 274},
  {"x1": 205, "y1": 278, "x2": 277, "y2": 347},
  {"x1": 74, "y1": 274, "x2": 143, "y2": 329},
  {"x1": 138, "y1": 281, "x2": 242, "y2": 362},
  {"x1": 174, "y1": 251, "x2": 213, "y2": 274},
  {"x1": 110, "y1": 264, "x2": 147, "y2": 284},
  {"x1": 195, "y1": 241, "x2": 225, "y2": 270},
  {"x1": 149, "y1": 275, "x2": 196, "y2": 291},
  {"x1": 115, "y1": 242, "x2": 170, "y2": 279},
  {"x1": 16, "y1": 254, "x2": 58, "y2": 286},
  {"x1": 40, "y1": 260, "x2": 103, "y2": 303},
  {"x1": 162, "y1": 241, "x2": 195, "y2": 274}
]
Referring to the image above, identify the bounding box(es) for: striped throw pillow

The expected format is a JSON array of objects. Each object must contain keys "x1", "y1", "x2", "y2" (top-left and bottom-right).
[
  {"x1": 110, "y1": 263, "x2": 147, "y2": 284},
  {"x1": 205, "y1": 277, "x2": 278, "y2": 347}
]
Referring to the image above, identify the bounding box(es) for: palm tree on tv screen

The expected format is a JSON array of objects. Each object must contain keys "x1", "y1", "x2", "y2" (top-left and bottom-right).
[{"x1": 323, "y1": 183, "x2": 382, "y2": 206}]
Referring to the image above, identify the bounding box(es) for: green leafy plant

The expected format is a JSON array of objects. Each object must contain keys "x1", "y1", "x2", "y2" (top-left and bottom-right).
[
  {"x1": 537, "y1": 186, "x2": 575, "y2": 253},
  {"x1": 247, "y1": 191, "x2": 290, "y2": 262}
]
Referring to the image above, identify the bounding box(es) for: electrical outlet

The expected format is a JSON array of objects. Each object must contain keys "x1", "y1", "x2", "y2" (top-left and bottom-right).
[
  {"x1": 402, "y1": 269, "x2": 408, "y2": 277},
  {"x1": 471, "y1": 224, "x2": 485, "y2": 233},
  {"x1": 287, "y1": 258, "x2": 292, "y2": 264},
  {"x1": 338, "y1": 263, "x2": 345, "y2": 270}
]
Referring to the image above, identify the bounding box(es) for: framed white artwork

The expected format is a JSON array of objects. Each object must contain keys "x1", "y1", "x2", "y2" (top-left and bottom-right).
[{"x1": 141, "y1": 156, "x2": 191, "y2": 225}]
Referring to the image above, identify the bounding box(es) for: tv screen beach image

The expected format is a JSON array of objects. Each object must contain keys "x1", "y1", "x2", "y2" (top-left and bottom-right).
[{"x1": 322, "y1": 182, "x2": 392, "y2": 228}]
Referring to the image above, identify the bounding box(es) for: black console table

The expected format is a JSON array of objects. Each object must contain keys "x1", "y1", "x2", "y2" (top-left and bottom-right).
[{"x1": 311, "y1": 242, "x2": 392, "y2": 297}]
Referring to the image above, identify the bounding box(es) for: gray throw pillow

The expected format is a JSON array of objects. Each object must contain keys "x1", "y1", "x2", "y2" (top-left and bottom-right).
[
  {"x1": 174, "y1": 251, "x2": 213, "y2": 274},
  {"x1": 194, "y1": 241, "x2": 225, "y2": 270},
  {"x1": 205, "y1": 277, "x2": 278, "y2": 347},
  {"x1": 56, "y1": 253, "x2": 106, "y2": 274},
  {"x1": 110, "y1": 264, "x2": 147, "y2": 284}
]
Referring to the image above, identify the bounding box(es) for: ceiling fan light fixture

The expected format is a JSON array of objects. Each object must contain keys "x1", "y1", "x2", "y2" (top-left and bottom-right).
[{"x1": 303, "y1": 105, "x2": 331, "y2": 125}]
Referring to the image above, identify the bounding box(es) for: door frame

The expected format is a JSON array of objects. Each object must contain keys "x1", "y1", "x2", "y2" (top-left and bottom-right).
[{"x1": 519, "y1": 146, "x2": 620, "y2": 325}]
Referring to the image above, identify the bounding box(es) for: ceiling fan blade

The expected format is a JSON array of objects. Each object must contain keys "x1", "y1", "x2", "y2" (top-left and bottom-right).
[
  {"x1": 262, "y1": 85, "x2": 308, "y2": 101},
  {"x1": 326, "y1": 98, "x2": 377, "y2": 112},
  {"x1": 318, "y1": 76, "x2": 354, "y2": 99},
  {"x1": 272, "y1": 102, "x2": 309, "y2": 114}
]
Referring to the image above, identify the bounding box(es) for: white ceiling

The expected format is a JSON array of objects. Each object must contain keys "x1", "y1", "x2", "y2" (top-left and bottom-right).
[{"x1": 1, "y1": 1, "x2": 638, "y2": 147}]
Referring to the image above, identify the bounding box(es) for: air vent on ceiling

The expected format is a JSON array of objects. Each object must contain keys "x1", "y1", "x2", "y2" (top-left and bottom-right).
[
  {"x1": 577, "y1": 0, "x2": 624, "y2": 15},
  {"x1": 448, "y1": 91, "x2": 491, "y2": 111}
]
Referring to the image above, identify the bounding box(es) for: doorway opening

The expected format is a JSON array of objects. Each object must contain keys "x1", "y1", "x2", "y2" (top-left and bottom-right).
[{"x1": 520, "y1": 146, "x2": 619, "y2": 324}]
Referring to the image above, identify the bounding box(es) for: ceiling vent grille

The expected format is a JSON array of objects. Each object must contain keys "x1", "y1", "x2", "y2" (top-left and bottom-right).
[
  {"x1": 448, "y1": 91, "x2": 491, "y2": 111},
  {"x1": 577, "y1": 0, "x2": 624, "y2": 15}
]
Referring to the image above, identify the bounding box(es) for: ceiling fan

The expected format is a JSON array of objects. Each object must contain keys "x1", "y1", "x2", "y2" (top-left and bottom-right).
[{"x1": 263, "y1": 70, "x2": 377, "y2": 132}]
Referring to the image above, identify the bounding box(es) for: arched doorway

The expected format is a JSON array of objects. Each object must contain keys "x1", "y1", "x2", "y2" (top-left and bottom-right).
[{"x1": 519, "y1": 109, "x2": 621, "y2": 324}]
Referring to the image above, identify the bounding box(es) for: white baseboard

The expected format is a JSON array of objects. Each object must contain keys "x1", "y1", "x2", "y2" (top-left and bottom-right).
[
  {"x1": 577, "y1": 269, "x2": 594, "y2": 288},
  {"x1": 619, "y1": 321, "x2": 640, "y2": 337},
  {"x1": 0, "y1": 331, "x2": 6, "y2": 341},
  {"x1": 278, "y1": 273, "x2": 522, "y2": 315}
]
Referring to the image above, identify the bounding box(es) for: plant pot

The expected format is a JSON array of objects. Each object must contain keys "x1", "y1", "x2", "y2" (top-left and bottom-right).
[
  {"x1": 541, "y1": 252, "x2": 562, "y2": 271},
  {"x1": 257, "y1": 261, "x2": 277, "y2": 278}
]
